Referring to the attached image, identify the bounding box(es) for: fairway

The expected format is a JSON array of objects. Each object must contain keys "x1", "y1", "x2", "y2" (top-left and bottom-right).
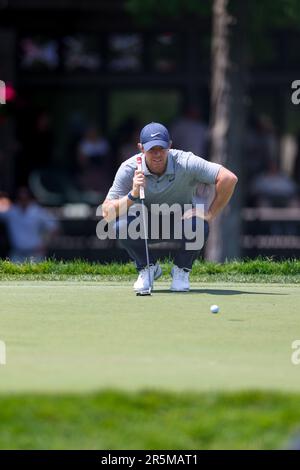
[{"x1": 0, "y1": 280, "x2": 299, "y2": 394}]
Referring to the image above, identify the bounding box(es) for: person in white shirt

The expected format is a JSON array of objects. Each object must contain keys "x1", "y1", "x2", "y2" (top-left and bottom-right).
[{"x1": 0, "y1": 187, "x2": 58, "y2": 263}]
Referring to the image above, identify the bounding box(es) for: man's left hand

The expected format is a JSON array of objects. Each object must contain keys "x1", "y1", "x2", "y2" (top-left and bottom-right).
[{"x1": 182, "y1": 207, "x2": 212, "y2": 222}]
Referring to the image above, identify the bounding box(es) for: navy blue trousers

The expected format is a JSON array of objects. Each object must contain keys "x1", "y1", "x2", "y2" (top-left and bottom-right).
[{"x1": 114, "y1": 214, "x2": 209, "y2": 271}]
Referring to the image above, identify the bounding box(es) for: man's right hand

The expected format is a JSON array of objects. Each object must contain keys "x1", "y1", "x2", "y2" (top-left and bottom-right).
[
  {"x1": 102, "y1": 200, "x2": 117, "y2": 222},
  {"x1": 131, "y1": 170, "x2": 145, "y2": 198}
]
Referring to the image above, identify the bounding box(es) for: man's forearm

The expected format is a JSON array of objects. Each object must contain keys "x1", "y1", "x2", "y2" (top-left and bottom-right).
[
  {"x1": 102, "y1": 195, "x2": 134, "y2": 222},
  {"x1": 102, "y1": 168, "x2": 146, "y2": 222},
  {"x1": 207, "y1": 170, "x2": 238, "y2": 221}
]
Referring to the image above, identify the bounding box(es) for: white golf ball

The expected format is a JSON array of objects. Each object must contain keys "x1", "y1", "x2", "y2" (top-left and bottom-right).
[{"x1": 210, "y1": 304, "x2": 219, "y2": 314}]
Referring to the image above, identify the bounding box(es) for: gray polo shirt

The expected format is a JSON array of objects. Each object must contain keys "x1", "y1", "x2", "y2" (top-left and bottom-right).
[{"x1": 106, "y1": 149, "x2": 221, "y2": 208}]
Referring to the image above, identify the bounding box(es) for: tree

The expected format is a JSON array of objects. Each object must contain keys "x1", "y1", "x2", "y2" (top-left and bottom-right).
[{"x1": 205, "y1": 0, "x2": 231, "y2": 261}]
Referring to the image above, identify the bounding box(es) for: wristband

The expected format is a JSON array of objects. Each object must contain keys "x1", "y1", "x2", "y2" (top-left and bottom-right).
[{"x1": 127, "y1": 191, "x2": 139, "y2": 202}]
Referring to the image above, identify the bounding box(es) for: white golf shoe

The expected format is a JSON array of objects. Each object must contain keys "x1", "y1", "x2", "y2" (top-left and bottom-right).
[
  {"x1": 170, "y1": 265, "x2": 190, "y2": 292},
  {"x1": 133, "y1": 264, "x2": 162, "y2": 293}
]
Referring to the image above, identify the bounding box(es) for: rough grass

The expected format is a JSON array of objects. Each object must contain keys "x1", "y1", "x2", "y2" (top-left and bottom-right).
[
  {"x1": 0, "y1": 258, "x2": 300, "y2": 282},
  {"x1": 0, "y1": 391, "x2": 299, "y2": 449}
]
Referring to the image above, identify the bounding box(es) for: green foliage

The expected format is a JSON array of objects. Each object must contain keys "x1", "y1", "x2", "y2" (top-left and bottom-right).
[
  {"x1": 126, "y1": 0, "x2": 300, "y2": 29},
  {"x1": 125, "y1": 0, "x2": 300, "y2": 67},
  {"x1": 0, "y1": 391, "x2": 299, "y2": 449},
  {"x1": 249, "y1": 0, "x2": 300, "y2": 30},
  {"x1": 126, "y1": 0, "x2": 211, "y2": 24}
]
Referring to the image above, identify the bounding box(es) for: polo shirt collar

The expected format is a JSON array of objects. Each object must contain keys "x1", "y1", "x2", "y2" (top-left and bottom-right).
[{"x1": 141, "y1": 151, "x2": 175, "y2": 176}]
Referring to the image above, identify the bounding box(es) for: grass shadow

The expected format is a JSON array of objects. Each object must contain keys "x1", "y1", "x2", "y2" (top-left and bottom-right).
[{"x1": 154, "y1": 288, "x2": 288, "y2": 296}]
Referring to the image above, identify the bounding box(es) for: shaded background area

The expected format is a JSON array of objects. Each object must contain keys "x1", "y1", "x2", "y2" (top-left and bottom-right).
[{"x1": 0, "y1": 0, "x2": 300, "y2": 261}]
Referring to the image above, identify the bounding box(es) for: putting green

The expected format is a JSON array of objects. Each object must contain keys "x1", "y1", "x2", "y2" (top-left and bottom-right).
[{"x1": 0, "y1": 281, "x2": 299, "y2": 393}]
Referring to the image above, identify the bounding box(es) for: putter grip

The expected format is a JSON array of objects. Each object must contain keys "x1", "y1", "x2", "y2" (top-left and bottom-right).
[{"x1": 136, "y1": 157, "x2": 145, "y2": 200}]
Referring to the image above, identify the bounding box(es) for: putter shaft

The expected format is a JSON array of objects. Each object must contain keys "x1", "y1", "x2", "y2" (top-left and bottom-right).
[{"x1": 141, "y1": 199, "x2": 151, "y2": 293}]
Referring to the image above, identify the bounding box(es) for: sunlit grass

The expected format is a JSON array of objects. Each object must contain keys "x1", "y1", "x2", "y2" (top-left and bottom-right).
[{"x1": 0, "y1": 258, "x2": 299, "y2": 282}]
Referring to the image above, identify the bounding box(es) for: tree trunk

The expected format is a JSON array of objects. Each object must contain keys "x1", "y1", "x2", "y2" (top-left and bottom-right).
[
  {"x1": 206, "y1": 0, "x2": 248, "y2": 262},
  {"x1": 206, "y1": 0, "x2": 231, "y2": 261}
]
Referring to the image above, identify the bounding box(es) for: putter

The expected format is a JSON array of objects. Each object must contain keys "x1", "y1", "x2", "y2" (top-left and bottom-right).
[{"x1": 136, "y1": 156, "x2": 152, "y2": 296}]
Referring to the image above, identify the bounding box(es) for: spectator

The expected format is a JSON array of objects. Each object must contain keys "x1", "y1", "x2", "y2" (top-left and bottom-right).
[
  {"x1": 250, "y1": 161, "x2": 297, "y2": 207},
  {"x1": 170, "y1": 105, "x2": 209, "y2": 156},
  {"x1": 245, "y1": 114, "x2": 279, "y2": 183},
  {"x1": 0, "y1": 187, "x2": 58, "y2": 263},
  {"x1": 77, "y1": 125, "x2": 111, "y2": 194},
  {"x1": 78, "y1": 125, "x2": 110, "y2": 169}
]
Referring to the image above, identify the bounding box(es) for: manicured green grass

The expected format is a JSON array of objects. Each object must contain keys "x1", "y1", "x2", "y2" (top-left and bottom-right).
[
  {"x1": 0, "y1": 391, "x2": 299, "y2": 449},
  {"x1": 1, "y1": 261, "x2": 299, "y2": 449},
  {"x1": 0, "y1": 281, "x2": 299, "y2": 393}
]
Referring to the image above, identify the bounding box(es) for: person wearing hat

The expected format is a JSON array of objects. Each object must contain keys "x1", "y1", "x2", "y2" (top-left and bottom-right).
[{"x1": 102, "y1": 122, "x2": 238, "y2": 293}]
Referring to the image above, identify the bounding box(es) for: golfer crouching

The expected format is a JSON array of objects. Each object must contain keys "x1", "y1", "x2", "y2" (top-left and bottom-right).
[{"x1": 102, "y1": 122, "x2": 237, "y2": 293}]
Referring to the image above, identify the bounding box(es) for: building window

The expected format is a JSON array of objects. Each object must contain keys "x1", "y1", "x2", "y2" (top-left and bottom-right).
[
  {"x1": 108, "y1": 34, "x2": 143, "y2": 72},
  {"x1": 63, "y1": 34, "x2": 102, "y2": 72},
  {"x1": 20, "y1": 36, "x2": 59, "y2": 70},
  {"x1": 150, "y1": 32, "x2": 181, "y2": 73}
]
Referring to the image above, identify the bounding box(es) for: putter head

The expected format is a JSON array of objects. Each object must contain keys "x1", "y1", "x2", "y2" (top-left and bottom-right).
[{"x1": 136, "y1": 288, "x2": 152, "y2": 296}]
